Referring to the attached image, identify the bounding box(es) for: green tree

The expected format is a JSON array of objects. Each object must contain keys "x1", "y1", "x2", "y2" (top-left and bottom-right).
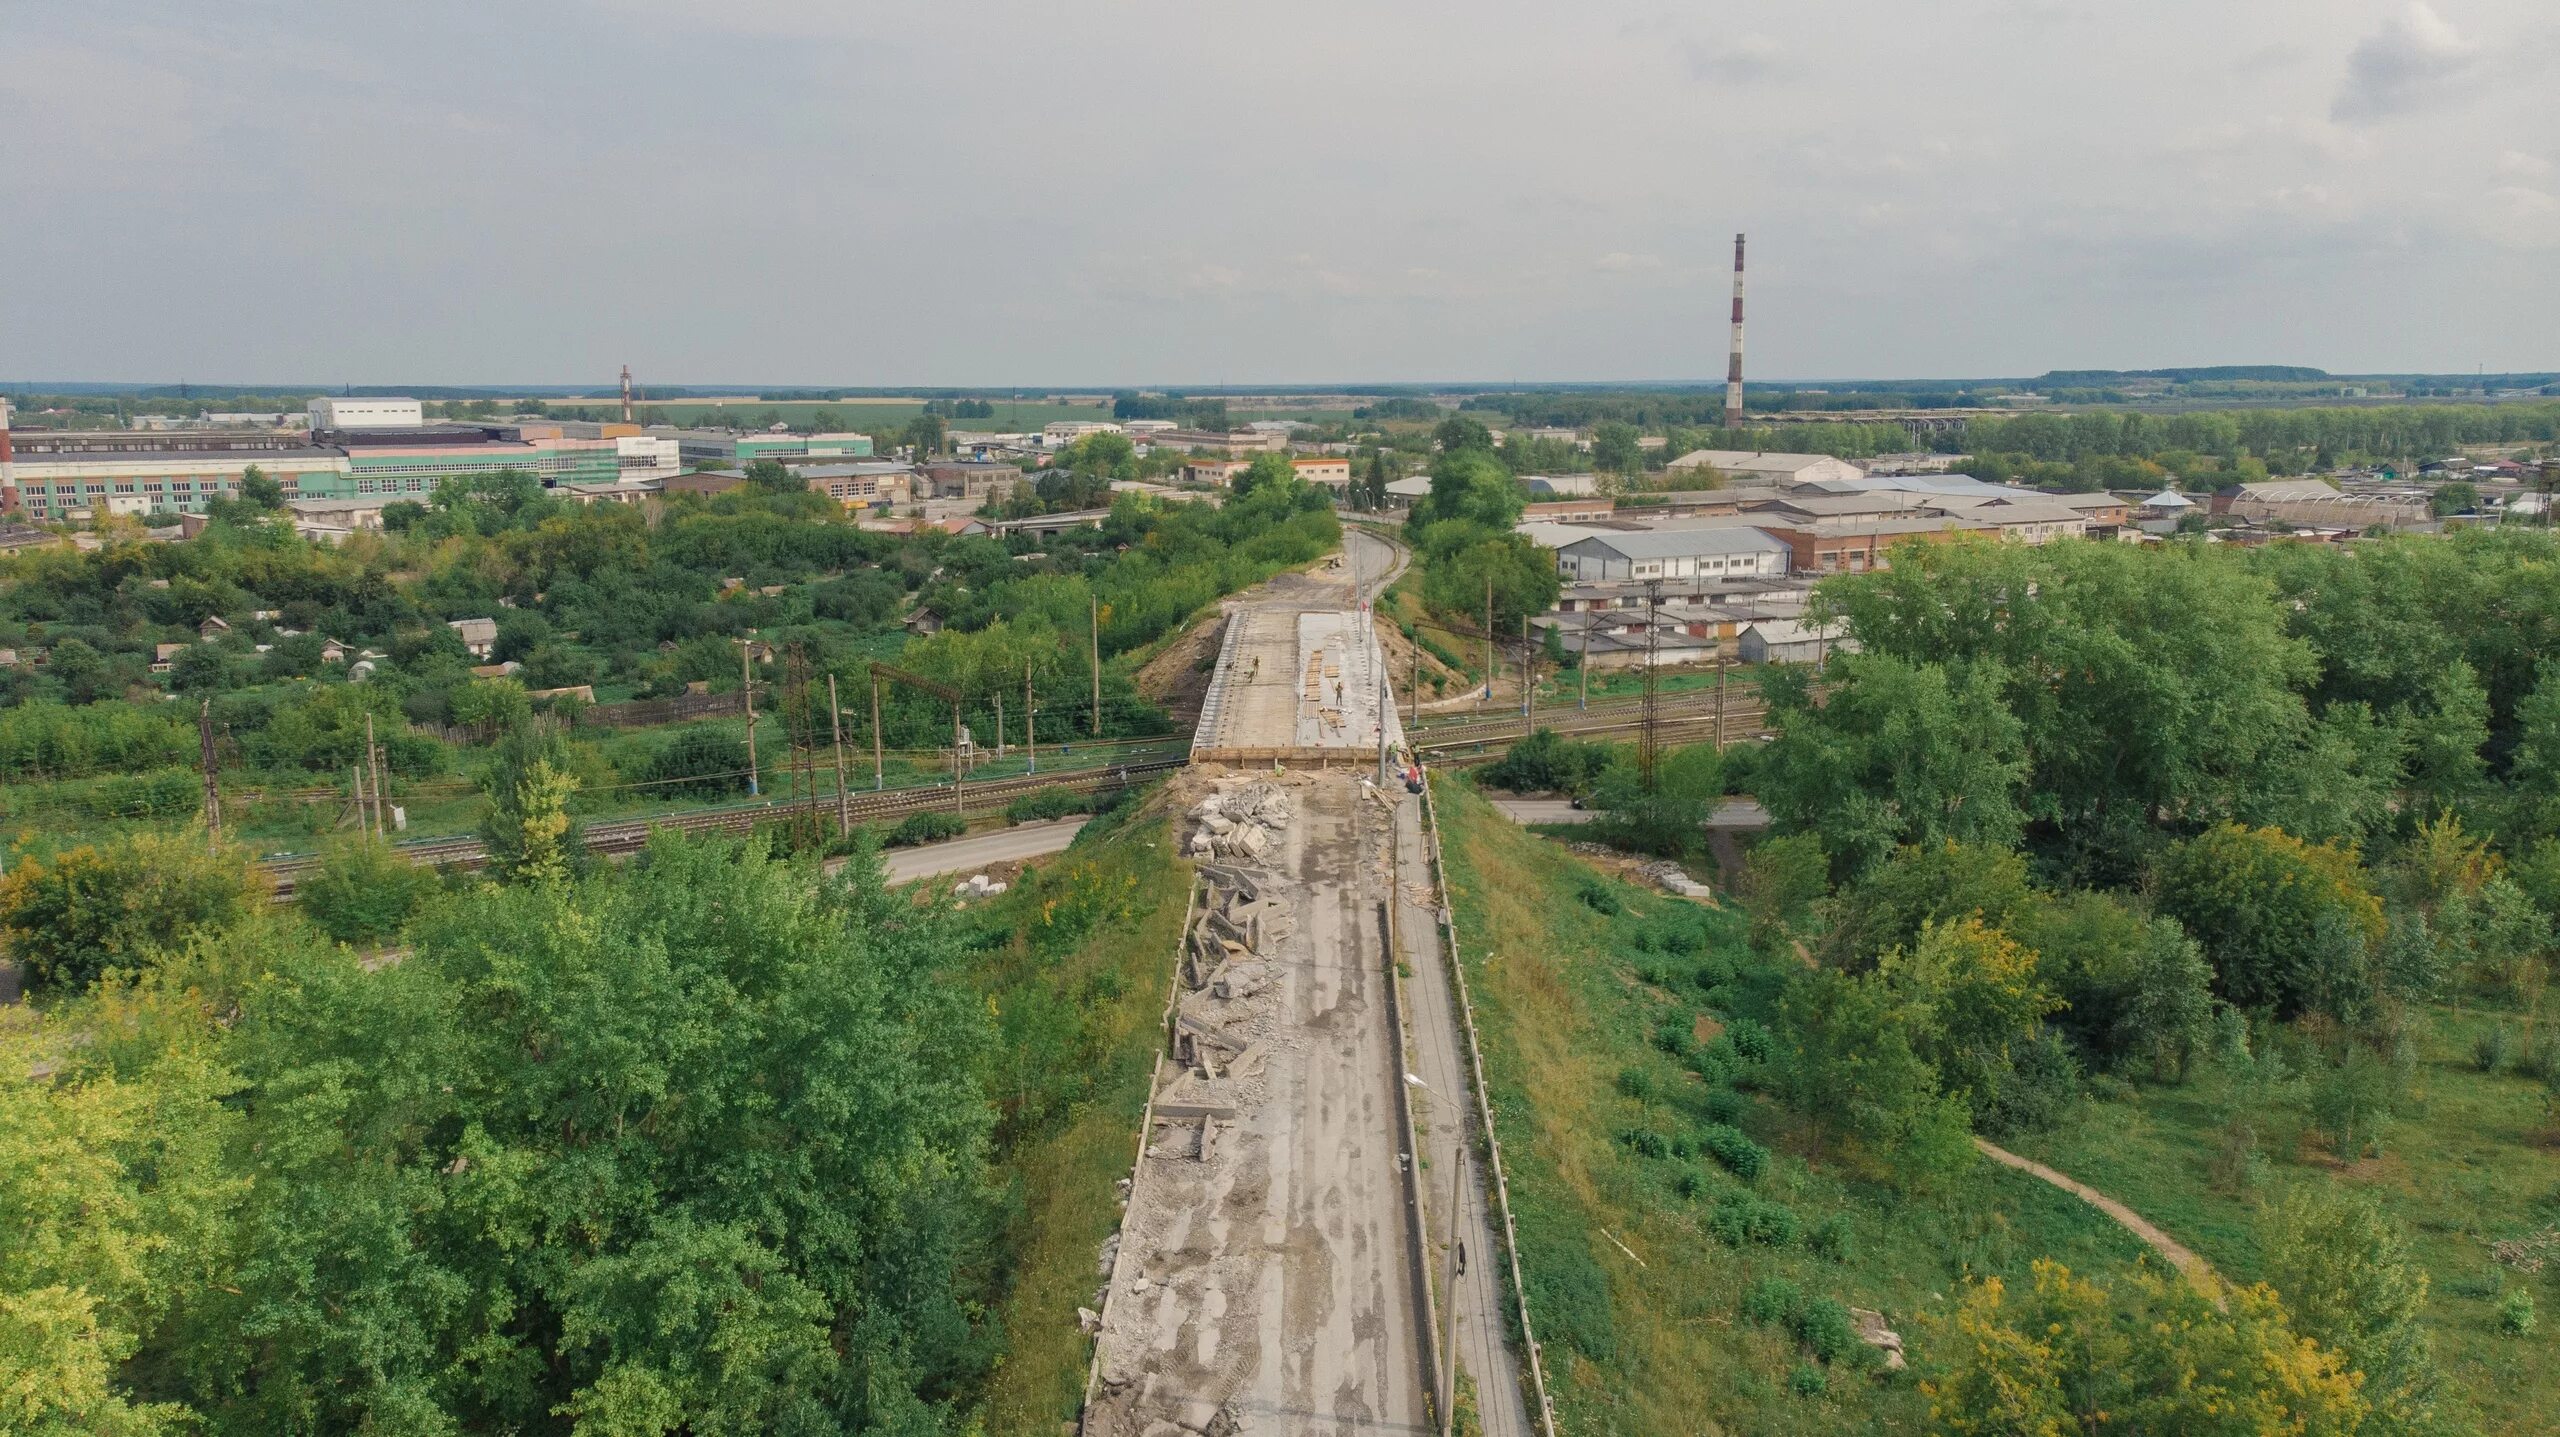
[
  {"x1": 2258, "y1": 1186, "x2": 2441, "y2": 1437},
  {"x1": 743, "y1": 457, "x2": 800, "y2": 495},
  {"x1": 1433, "y1": 413, "x2": 1495, "y2": 456},
  {"x1": 1737, "y1": 831, "x2": 1831, "y2": 953},
  {"x1": 477, "y1": 721, "x2": 583, "y2": 885},
  {"x1": 1, "y1": 997, "x2": 245, "y2": 1437},
  {"x1": 1776, "y1": 967, "x2": 1974, "y2": 1189},
  {"x1": 295, "y1": 836, "x2": 442, "y2": 947},
  {"x1": 198, "y1": 836, "x2": 997, "y2": 1434},
  {"x1": 2155, "y1": 824, "x2": 2386, "y2": 1020},
  {"x1": 2429, "y1": 481, "x2": 2479, "y2": 517},
  {"x1": 1923, "y1": 1260, "x2": 2367, "y2": 1437},
  {"x1": 2511, "y1": 658, "x2": 2560, "y2": 837},
  {"x1": 1414, "y1": 522, "x2": 1557, "y2": 631},
  {"x1": 167, "y1": 643, "x2": 230, "y2": 694},
  {"x1": 449, "y1": 676, "x2": 532, "y2": 733},
  {"x1": 2400, "y1": 659, "x2": 2490, "y2": 825},
  {"x1": 1229, "y1": 451, "x2": 1299, "y2": 498},
  {"x1": 1825, "y1": 839, "x2": 2038, "y2": 972},
  {"x1": 1408, "y1": 450, "x2": 1523, "y2": 533},
  {"x1": 1758, "y1": 656, "x2": 2028, "y2": 879},
  {"x1": 2017, "y1": 893, "x2": 2222, "y2": 1082},
  {"x1": 1879, "y1": 917, "x2": 2063, "y2": 1126},
  {"x1": 1823, "y1": 539, "x2": 2320, "y2": 881},
  {"x1": 0, "y1": 832, "x2": 261, "y2": 993},
  {"x1": 1590, "y1": 420, "x2": 1643, "y2": 474},
  {"x1": 904, "y1": 413, "x2": 947, "y2": 458},
  {"x1": 237, "y1": 465, "x2": 284, "y2": 511},
  {"x1": 1587, "y1": 743, "x2": 1725, "y2": 858}
]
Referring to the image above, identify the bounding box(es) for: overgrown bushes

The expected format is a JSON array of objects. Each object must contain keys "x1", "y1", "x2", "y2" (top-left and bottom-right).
[
  {"x1": 1003, "y1": 786, "x2": 1094, "y2": 823},
  {"x1": 887, "y1": 809, "x2": 967, "y2": 847}
]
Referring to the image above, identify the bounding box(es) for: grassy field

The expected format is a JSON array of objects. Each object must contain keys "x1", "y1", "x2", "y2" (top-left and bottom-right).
[
  {"x1": 1430, "y1": 777, "x2": 2153, "y2": 1433},
  {"x1": 2009, "y1": 1002, "x2": 2560, "y2": 1436},
  {"x1": 957, "y1": 808, "x2": 1192, "y2": 1434}
]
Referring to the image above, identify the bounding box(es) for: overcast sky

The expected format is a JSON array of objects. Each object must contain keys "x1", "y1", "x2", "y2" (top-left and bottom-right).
[{"x1": 4, "y1": 1, "x2": 2555, "y2": 387}]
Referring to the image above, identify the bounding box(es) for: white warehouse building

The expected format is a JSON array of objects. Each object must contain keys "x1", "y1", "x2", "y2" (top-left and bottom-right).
[
  {"x1": 1554, "y1": 527, "x2": 1792, "y2": 583},
  {"x1": 307, "y1": 397, "x2": 424, "y2": 429},
  {"x1": 1664, "y1": 449, "x2": 1865, "y2": 487}
]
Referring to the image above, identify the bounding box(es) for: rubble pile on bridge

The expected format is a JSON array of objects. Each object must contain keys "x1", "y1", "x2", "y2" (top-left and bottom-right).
[
  {"x1": 1086, "y1": 853, "x2": 1298, "y2": 1425},
  {"x1": 1184, "y1": 778, "x2": 1296, "y2": 860}
]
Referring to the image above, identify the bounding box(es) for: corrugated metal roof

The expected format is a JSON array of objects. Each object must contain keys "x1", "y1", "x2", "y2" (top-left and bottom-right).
[{"x1": 1557, "y1": 527, "x2": 1791, "y2": 559}]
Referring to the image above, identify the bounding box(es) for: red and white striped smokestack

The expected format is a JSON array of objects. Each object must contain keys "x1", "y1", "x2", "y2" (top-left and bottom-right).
[
  {"x1": 1725, "y1": 233, "x2": 1746, "y2": 430},
  {"x1": 620, "y1": 365, "x2": 634, "y2": 424}
]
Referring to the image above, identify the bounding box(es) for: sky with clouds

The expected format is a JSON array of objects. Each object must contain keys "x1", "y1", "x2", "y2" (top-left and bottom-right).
[{"x1": 3, "y1": 0, "x2": 2554, "y2": 386}]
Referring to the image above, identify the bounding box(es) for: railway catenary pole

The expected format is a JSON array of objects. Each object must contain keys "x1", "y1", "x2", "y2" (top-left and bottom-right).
[
  {"x1": 828, "y1": 673, "x2": 850, "y2": 838},
  {"x1": 1578, "y1": 613, "x2": 1588, "y2": 710},
  {"x1": 365, "y1": 712, "x2": 385, "y2": 837},
  {"x1": 1522, "y1": 615, "x2": 1534, "y2": 735},
  {"x1": 1026, "y1": 661, "x2": 1037, "y2": 776},
  {"x1": 1090, "y1": 593, "x2": 1103, "y2": 737},
  {"x1": 741, "y1": 638, "x2": 760, "y2": 797},
  {"x1": 870, "y1": 674, "x2": 884, "y2": 791},
  {"x1": 1482, "y1": 576, "x2": 1494, "y2": 707},
  {"x1": 1639, "y1": 579, "x2": 1663, "y2": 794},
  {"x1": 1716, "y1": 658, "x2": 1728, "y2": 748},
  {"x1": 197, "y1": 698, "x2": 221, "y2": 849}
]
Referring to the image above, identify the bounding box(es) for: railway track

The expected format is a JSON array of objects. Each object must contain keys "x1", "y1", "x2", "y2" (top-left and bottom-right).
[
  {"x1": 256, "y1": 686, "x2": 1787, "y2": 892},
  {"x1": 259, "y1": 760, "x2": 1185, "y2": 894},
  {"x1": 1409, "y1": 694, "x2": 1775, "y2": 750}
]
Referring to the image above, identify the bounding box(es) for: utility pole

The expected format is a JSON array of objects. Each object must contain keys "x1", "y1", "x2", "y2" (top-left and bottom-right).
[
  {"x1": 1090, "y1": 593, "x2": 1103, "y2": 737},
  {"x1": 1522, "y1": 615, "x2": 1535, "y2": 735},
  {"x1": 1715, "y1": 658, "x2": 1728, "y2": 748},
  {"x1": 1025, "y1": 660, "x2": 1038, "y2": 776},
  {"x1": 827, "y1": 673, "x2": 849, "y2": 838},
  {"x1": 951, "y1": 697, "x2": 966, "y2": 815},
  {"x1": 1439, "y1": 1148, "x2": 1466, "y2": 1437},
  {"x1": 741, "y1": 638, "x2": 760, "y2": 797},
  {"x1": 365, "y1": 712, "x2": 385, "y2": 837},
  {"x1": 869, "y1": 673, "x2": 885, "y2": 791},
  {"x1": 1639, "y1": 579, "x2": 1663, "y2": 795},
  {"x1": 350, "y1": 764, "x2": 367, "y2": 833},
  {"x1": 994, "y1": 687, "x2": 1005, "y2": 760},
  {"x1": 1482, "y1": 576, "x2": 1494, "y2": 707},
  {"x1": 1578, "y1": 614, "x2": 1589, "y2": 710},
  {"x1": 1409, "y1": 646, "x2": 1420, "y2": 729},
  {"x1": 198, "y1": 698, "x2": 221, "y2": 849}
]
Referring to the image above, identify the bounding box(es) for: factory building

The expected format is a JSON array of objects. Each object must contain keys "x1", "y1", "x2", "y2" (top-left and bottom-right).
[
  {"x1": 658, "y1": 429, "x2": 875, "y2": 467},
  {"x1": 1553, "y1": 526, "x2": 1792, "y2": 582},
  {"x1": 2, "y1": 407, "x2": 677, "y2": 520},
  {"x1": 306, "y1": 396, "x2": 424, "y2": 429},
  {"x1": 3, "y1": 423, "x2": 352, "y2": 519}
]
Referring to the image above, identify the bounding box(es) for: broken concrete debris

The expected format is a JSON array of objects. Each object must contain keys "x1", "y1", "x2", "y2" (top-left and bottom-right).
[
  {"x1": 1185, "y1": 779, "x2": 1295, "y2": 859},
  {"x1": 1851, "y1": 1306, "x2": 1908, "y2": 1370},
  {"x1": 952, "y1": 872, "x2": 1008, "y2": 897}
]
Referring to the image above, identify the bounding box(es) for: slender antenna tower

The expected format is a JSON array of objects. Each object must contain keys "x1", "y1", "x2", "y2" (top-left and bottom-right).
[
  {"x1": 1724, "y1": 233, "x2": 1747, "y2": 431},
  {"x1": 619, "y1": 365, "x2": 634, "y2": 423}
]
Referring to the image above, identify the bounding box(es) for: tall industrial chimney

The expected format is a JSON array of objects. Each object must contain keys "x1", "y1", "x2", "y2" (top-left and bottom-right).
[
  {"x1": 1724, "y1": 233, "x2": 1746, "y2": 431},
  {"x1": 619, "y1": 365, "x2": 634, "y2": 424}
]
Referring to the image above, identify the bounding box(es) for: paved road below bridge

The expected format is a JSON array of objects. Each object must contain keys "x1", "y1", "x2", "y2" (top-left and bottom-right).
[{"x1": 1489, "y1": 796, "x2": 1770, "y2": 829}]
